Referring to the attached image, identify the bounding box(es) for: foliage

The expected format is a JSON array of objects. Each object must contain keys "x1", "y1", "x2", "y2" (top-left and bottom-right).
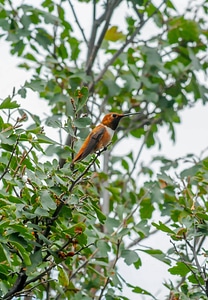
[{"x1": 0, "y1": 0, "x2": 208, "y2": 299}]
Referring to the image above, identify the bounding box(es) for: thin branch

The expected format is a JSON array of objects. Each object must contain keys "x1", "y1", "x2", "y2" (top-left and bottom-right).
[
  {"x1": 25, "y1": 264, "x2": 56, "y2": 286},
  {"x1": 170, "y1": 240, "x2": 206, "y2": 294},
  {"x1": 42, "y1": 145, "x2": 111, "y2": 242},
  {"x1": 13, "y1": 146, "x2": 33, "y2": 178},
  {"x1": 98, "y1": 239, "x2": 121, "y2": 299},
  {"x1": 0, "y1": 137, "x2": 19, "y2": 181},
  {"x1": 69, "y1": 248, "x2": 99, "y2": 280},
  {"x1": 88, "y1": 0, "x2": 167, "y2": 91},
  {"x1": 68, "y1": 0, "x2": 88, "y2": 46},
  {"x1": 111, "y1": 184, "x2": 155, "y2": 237},
  {"x1": 86, "y1": 0, "x2": 122, "y2": 75}
]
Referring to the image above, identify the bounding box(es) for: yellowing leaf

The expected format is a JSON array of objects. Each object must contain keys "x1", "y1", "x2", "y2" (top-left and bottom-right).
[
  {"x1": 158, "y1": 179, "x2": 168, "y2": 189},
  {"x1": 104, "y1": 26, "x2": 125, "y2": 42}
]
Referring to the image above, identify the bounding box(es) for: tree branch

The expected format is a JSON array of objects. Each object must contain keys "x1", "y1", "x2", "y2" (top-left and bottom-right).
[
  {"x1": 88, "y1": 0, "x2": 167, "y2": 91},
  {"x1": 98, "y1": 239, "x2": 121, "y2": 299},
  {"x1": 86, "y1": 0, "x2": 122, "y2": 75},
  {"x1": 68, "y1": 0, "x2": 88, "y2": 46},
  {"x1": 42, "y1": 145, "x2": 111, "y2": 242},
  {"x1": 0, "y1": 137, "x2": 19, "y2": 181}
]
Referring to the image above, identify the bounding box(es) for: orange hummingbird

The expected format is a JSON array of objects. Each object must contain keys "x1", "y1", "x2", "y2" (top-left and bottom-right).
[{"x1": 71, "y1": 111, "x2": 140, "y2": 165}]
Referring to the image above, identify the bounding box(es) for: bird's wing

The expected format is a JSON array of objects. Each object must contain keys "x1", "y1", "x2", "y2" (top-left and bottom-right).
[{"x1": 73, "y1": 125, "x2": 105, "y2": 162}]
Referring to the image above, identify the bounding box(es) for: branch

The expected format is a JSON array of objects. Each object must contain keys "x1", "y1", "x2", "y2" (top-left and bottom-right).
[
  {"x1": 86, "y1": 0, "x2": 122, "y2": 75},
  {"x1": 0, "y1": 137, "x2": 19, "y2": 181},
  {"x1": 68, "y1": 0, "x2": 88, "y2": 46},
  {"x1": 3, "y1": 268, "x2": 27, "y2": 300},
  {"x1": 25, "y1": 263, "x2": 56, "y2": 286},
  {"x1": 98, "y1": 239, "x2": 121, "y2": 299},
  {"x1": 170, "y1": 240, "x2": 206, "y2": 294},
  {"x1": 69, "y1": 248, "x2": 99, "y2": 280},
  {"x1": 111, "y1": 184, "x2": 155, "y2": 237},
  {"x1": 42, "y1": 145, "x2": 111, "y2": 241},
  {"x1": 88, "y1": 0, "x2": 167, "y2": 91}
]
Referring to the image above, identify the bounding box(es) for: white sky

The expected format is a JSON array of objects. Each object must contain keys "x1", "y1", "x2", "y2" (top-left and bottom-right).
[{"x1": 0, "y1": 0, "x2": 208, "y2": 299}]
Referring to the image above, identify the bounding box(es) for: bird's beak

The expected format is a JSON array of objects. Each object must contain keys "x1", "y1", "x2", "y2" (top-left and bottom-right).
[{"x1": 122, "y1": 112, "x2": 141, "y2": 117}]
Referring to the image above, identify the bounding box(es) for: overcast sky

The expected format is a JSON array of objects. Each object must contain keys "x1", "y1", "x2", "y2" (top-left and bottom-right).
[{"x1": 0, "y1": 0, "x2": 208, "y2": 299}]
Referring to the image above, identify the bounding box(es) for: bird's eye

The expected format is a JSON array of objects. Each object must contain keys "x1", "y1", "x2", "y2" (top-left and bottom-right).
[{"x1": 112, "y1": 114, "x2": 117, "y2": 118}]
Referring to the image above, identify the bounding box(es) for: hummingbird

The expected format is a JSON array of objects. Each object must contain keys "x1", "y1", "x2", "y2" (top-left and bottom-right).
[{"x1": 71, "y1": 111, "x2": 140, "y2": 165}]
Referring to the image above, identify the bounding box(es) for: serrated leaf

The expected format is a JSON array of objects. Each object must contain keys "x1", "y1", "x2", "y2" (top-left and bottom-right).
[
  {"x1": 0, "y1": 97, "x2": 19, "y2": 109},
  {"x1": 168, "y1": 262, "x2": 191, "y2": 276}
]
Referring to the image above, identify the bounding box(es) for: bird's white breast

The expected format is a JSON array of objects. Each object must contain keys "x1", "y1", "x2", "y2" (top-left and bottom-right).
[{"x1": 105, "y1": 126, "x2": 114, "y2": 140}]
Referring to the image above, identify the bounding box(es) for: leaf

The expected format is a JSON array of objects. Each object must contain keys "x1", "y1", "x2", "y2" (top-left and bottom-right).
[
  {"x1": 180, "y1": 164, "x2": 202, "y2": 178},
  {"x1": 96, "y1": 240, "x2": 111, "y2": 256},
  {"x1": 39, "y1": 190, "x2": 56, "y2": 210},
  {"x1": 139, "y1": 198, "x2": 154, "y2": 219},
  {"x1": 29, "y1": 250, "x2": 43, "y2": 272},
  {"x1": 140, "y1": 249, "x2": 171, "y2": 265},
  {"x1": 74, "y1": 117, "x2": 91, "y2": 128},
  {"x1": 18, "y1": 87, "x2": 27, "y2": 98},
  {"x1": 75, "y1": 87, "x2": 89, "y2": 112},
  {"x1": 91, "y1": 203, "x2": 106, "y2": 224},
  {"x1": 0, "y1": 97, "x2": 19, "y2": 109},
  {"x1": 152, "y1": 221, "x2": 175, "y2": 234},
  {"x1": 58, "y1": 266, "x2": 69, "y2": 287},
  {"x1": 121, "y1": 249, "x2": 139, "y2": 265},
  {"x1": 168, "y1": 262, "x2": 191, "y2": 276},
  {"x1": 10, "y1": 241, "x2": 31, "y2": 266},
  {"x1": 127, "y1": 282, "x2": 156, "y2": 298},
  {"x1": 36, "y1": 134, "x2": 57, "y2": 144},
  {"x1": 104, "y1": 26, "x2": 125, "y2": 41}
]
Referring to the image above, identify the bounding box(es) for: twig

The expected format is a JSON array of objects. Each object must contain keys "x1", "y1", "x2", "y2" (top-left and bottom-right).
[
  {"x1": 0, "y1": 137, "x2": 19, "y2": 181},
  {"x1": 69, "y1": 248, "x2": 99, "y2": 280},
  {"x1": 13, "y1": 146, "x2": 33, "y2": 178},
  {"x1": 98, "y1": 239, "x2": 121, "y2": 299},
  {"x1": 111, "y1": 184, "x2": 154, "y2": 237},
  {"x1": 42, "y1": 146, "x2": 110, "y2": 241},
  {"x1": 3, "y1": 268, "x2": 27, "y2": 300},
  {"x1": 170, "y1": 240, "x2": 206, "y2": 294},
  {"x1": 68, "y1": 0, "x2": 88, "y2": 45},
  {"x1": 88, "y1": 0, "x2": 167, "y2": 91},
  {"x1": 86, "y1": 0, "x2": 122, "y2": 75},
  {"x1": 25, "y1": 264, "x2": 56, "y2": 286}
]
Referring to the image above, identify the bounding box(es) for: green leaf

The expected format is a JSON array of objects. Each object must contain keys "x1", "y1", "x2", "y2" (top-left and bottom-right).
[
  {"x1": 29, "y1": 250, "x2": 42, "y2": 272},
  {"x1": 168, "y1": 262, "x2": 191, "y2": 276},
  {"x1": 10, "y1": 241, "x2": 31, "y2": 266},
  {"x1": 75, "y1": 87, "x2": 89, "y2": 112},
  {"x1": 40, "y1": 190, "x2": 56, "y2": 210},
  {"x1": 121, "y1": 249, "x2": 139, "y2": 265},
  {"x1": 91, "y1": 203, "x2": 106, "y2": 224},
  {"x1": 36, "y1": 134, "x2": 57, "y2": 144},
  {"x1": 140, "y1": 249, "x2": 171, "y2": 265},
  {"x1": 18, "y1": 87, "x2": 27, "y2": 98},
  {"x1": 152, "y1": 221, "x2": 175, "y2": 234},
  {"x1": 96, "y1": 240, "x2": 111, "y2": 256},
  {"x1": 74, "y1": 117, "x2": 91, "y2": 128},
  {"x1": 127, "y1": 282, "x2": 156, "y2": 298},
  {"x1": 0, "y1": 97, "x2": 19, "y2": 109},
  {"x1": 58, "y1": 266, "x2": 69, "y2": 287}
]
